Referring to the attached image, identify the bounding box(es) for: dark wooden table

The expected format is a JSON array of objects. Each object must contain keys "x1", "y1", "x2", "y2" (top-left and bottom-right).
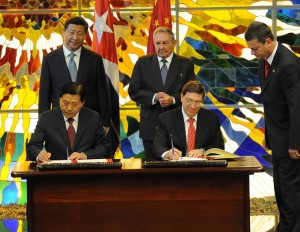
[{"x1": 11, "y1": 156, "x2": 264, "y2": 232}]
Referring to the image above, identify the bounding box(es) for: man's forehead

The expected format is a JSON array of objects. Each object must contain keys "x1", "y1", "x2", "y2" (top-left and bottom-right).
[
  {"x1": 65, "y1": 24, "x2": 85, "y2": 31},
  {"x1": 154, "y1": 32, "x2": 171, "y2": 39},
  {"x1": 247, "y1": 39, "x2": 263, "y2": 46},
  {"x1": 184, "y1": 92, "x2": 203, "y2": 99},
  {"x1": 61, "y1": 94, "x2": 81, "y2": 102}
]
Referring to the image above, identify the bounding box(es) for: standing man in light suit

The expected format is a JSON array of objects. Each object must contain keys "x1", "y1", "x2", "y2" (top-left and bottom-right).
[
  {"x1": 129, "y1": 27, "x2": 195, "y2": 160},
  {"x1": 39, "y1": 16, "x2": 111, "y2": 134},
  {"x1": 245, "y1": 21, "x2": 300, "y2": 232}
]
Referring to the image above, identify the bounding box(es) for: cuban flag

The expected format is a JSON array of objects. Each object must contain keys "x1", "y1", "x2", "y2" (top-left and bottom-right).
[{"x1": 92, "y1": 0, "x2": 120, "y2": 156}]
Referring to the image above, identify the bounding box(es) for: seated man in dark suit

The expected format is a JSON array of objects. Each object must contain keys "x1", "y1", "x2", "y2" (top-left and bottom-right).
[
  {"x1": 153, "y1": 80, "x2": 224, "y2": 160},
  {"x1": 27, "y1": 82, "x2": 110, "y2": 162}
]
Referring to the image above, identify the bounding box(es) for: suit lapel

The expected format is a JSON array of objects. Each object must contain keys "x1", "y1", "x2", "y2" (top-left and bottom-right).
[
  {"x1": 174, "y1": 108, "x2": 187, "y2": 152},
  {"x1": 195, "y1": 109, "x2": 203, "y2": 149},
  {"x1": 261, "y1": 45, "x2": 281, "y2": 93},
  {"x1": 76, "y1": 47, "x2": 88, "y2": 82},
  {"x1": 73, "y1": 109, "x2": 86, "y2": 150},
  {"x1": 57, "y1": 47, "x2": 73, "y2": 82},
  {"x1": 53, "y1": 108, "x2": 70, "y2": 148},
  {"x1": 151, "y1": 55, "x2": 165, "y2": 90},
  {"x1": 164, "y1": 54, "x2": 180, "y2": 89}
]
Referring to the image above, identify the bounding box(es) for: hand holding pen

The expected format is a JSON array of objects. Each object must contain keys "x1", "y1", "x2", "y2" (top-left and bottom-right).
[
  {"x1": 167, "y1": 148, "x2": 182, "y2": 160},
  {"x1": 37, "y1": 150, "x2": 51, "y2": 163},
  {"x1": 69, "y1": 152, "x2": 87, "y2": 161},
  {"x1": 168, "y1": 134, "x2": 182, "y2": 160}
]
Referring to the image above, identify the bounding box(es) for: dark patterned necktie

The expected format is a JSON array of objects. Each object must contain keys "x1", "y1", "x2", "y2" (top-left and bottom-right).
[
  {"x1": 161, "y1": 59, "x2": 168, "y2": 85},
  {"x1": 67, "y1": 118, "x2": 76, "y2": 148},
  {"x1": 68, "y1": 53, "x2": 77, "y2": 82},
  {"x1": 187, "y1": 118, "x2": 195, "y2": 152}
]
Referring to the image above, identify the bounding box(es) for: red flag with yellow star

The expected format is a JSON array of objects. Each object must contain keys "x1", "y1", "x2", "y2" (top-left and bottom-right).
[
  {"x1": 147, "y1": 0, "x2": 172, "y2": 54},
  {"x1": 92, "y1": 0, "x2": 120, "y2": 156}
]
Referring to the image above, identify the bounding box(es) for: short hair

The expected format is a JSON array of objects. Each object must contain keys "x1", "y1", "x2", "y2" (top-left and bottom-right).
[
  {"x1": 182, "y1": 80, "x2": 206, "y2": 99},
  {"x1": 64, "y1": 16, "x2": 88, "y2": 33},
  {"x1": 244, "y1": 21, "x2": 274, "y2": 44},
  {"x1": 59, "y1": 82, "x2": 86, "y2": 102},
  {"x1": 153, "y1": 27, "x2": 175, "y2": 41}
]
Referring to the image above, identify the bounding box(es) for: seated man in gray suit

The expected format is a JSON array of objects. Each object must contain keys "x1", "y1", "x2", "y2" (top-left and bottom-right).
[
  {"x1": 27, "y1": 82, "x2": 110, "y2": 162},
  {"x1": 153, "y1": 80, "x2": 224, "y2": 160}
]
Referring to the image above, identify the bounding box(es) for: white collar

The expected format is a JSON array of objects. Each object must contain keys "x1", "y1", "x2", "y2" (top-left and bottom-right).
[
  {"x1": 63, "y1": 45, "x2": 82, "y2": 58},
  {"x1": 63, "y1": 111, "x2": 79, "y2": 122},
  {"x1": 158, "y1": 53, "x2": 174, "y2": 64},
  {"x1": 267, "y1": 41, "x2": 278, "y2": 65},
  {"x1": 181, "y1": 107, "x2": 197, "y2": 122}
]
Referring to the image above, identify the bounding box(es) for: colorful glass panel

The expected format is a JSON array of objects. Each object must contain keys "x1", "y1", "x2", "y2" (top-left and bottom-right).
[{"x1": 1, "y1": 3, "x2": 300, "y2": 225}]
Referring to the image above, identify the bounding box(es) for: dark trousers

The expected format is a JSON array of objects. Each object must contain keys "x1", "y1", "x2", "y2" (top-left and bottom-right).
[
  {"x1": 142, "y1": 140, "x2": 155, "y2": 161},
  {"x1": 272, "y1": 155, "x2": 300, "y2": 232}
]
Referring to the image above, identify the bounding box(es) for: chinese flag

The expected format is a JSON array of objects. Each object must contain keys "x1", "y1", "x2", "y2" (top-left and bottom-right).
[
  {"x1": 93, "y1": 0, "x2": 120, "y2": 156},
  {"x1": 147, "y1": 0, "x2": 172, "y2": 54}
]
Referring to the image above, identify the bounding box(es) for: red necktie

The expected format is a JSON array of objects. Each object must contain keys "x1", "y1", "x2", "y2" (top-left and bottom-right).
[
  {"x1": 67, "y1": 118, "x2": 76, "y2": 148},
  {"x1": 187, "y1": 118, "x2": 195, "y2": 152},
  {"x1": 264, "y1": 59, "x2": 269, "y2": 78}
]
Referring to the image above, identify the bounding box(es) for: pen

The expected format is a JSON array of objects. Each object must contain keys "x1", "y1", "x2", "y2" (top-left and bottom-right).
[
  {"x1": 67, "y1": 147, "x2": 69, "y2": 160},
  {"x1": 170, "y1": 134, "x2": 175, "y2": 160}
]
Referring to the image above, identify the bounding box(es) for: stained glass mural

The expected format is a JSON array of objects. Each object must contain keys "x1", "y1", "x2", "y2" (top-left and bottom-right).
[{"x1": 0, "y1": 3, "x2": 300, "y2": 230}]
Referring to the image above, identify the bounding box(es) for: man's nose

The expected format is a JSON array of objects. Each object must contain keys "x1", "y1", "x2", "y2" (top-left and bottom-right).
[
  {"x1": 72, "y1": 33, "x2": 79, "y2": 39},
  {"x1": 190, "y1": 102, "x2": 197, "y2": 108}
]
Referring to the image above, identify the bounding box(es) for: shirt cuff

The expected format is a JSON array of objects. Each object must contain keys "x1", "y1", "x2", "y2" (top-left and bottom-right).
[
  {"x1": 152, "y1": 94, "x2": 157, "y2": 105},
  {"x1": 161, "y1": 151, "x2": 168, "y2": 159},
  {"x1": 172, "y1": 97, "x2": 176, "y2": 105}
]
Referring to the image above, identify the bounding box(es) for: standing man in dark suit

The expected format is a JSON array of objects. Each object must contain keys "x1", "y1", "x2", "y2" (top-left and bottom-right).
[
  {"x1": 153, "y1": 81, "x2": 224, "y2": 160},
  {"x1": 39, "y1": 16, "x2": 111, "y2": 134},
  {"x1": 129, "y1": 27, "x2": 195, "y2": 160},
  {"x1": 27, "y1": 82, "x2": 110, "y2": 162},
  {"x1": 245, "y1": 22, "x2": 300, "y2": 232}
]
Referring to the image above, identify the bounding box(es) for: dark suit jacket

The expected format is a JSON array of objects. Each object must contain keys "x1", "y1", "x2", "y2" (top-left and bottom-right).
[
  {"x1": 153, "y1": 107, "x2": 224, "y2": 159},
  {"x1": 27, "y1": 107, "x2": 111, "y2": 160},
  {"x1": 39, "y1": 46, "x2": 111, "y2": 126},
  {"x1": 259, "y1": 43, "x2": 300, "y2": 157},
  {"x1": 128, "y1": 53, "x2": 195, "y2": 141}
]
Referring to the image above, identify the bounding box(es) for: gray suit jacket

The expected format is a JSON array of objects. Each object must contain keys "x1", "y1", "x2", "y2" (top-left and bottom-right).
[
  {"x1": 39, "y1": 46, "x2": 111, "y2": 126},
  {"x1": 153, "y1": 107, "x2": 224, "y2": 159},
  {"x1": 129, "y1": 53, "x2": 195, "y2": 141},
  {"x1": 259, "y1": 43, "x2": 300, "y2": 157},
  {"x1": 27, "y1": 107, "x2": 111, "y2": 160}
]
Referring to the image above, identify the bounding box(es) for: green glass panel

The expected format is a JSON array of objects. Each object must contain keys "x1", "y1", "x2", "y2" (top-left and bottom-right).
[{"x1": 275, "y1": 9, "x2": 300, "y2": 50}]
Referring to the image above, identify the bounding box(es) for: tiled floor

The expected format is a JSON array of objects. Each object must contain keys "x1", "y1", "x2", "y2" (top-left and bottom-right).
[
  {"x1": 1, "y1": 215, "x2": 280, "y2": 232},
  {"x1": 251, "y1": 214, "x2": 279, "y2": 232}
]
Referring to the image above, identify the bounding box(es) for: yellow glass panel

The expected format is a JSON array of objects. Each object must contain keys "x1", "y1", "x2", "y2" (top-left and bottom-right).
[{"x1": 179, "y1": 0, "x2": 272, "y2": 7}]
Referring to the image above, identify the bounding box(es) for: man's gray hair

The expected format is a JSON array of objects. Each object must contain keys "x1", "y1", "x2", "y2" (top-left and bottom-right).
[{"x1": 153, "y1": 27, "x2": 175, "y2": 41}]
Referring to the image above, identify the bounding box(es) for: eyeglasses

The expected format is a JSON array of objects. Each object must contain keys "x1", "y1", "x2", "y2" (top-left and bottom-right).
[{"x1": 185, "y1": 98, "x2": 202, "y2": 107}]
